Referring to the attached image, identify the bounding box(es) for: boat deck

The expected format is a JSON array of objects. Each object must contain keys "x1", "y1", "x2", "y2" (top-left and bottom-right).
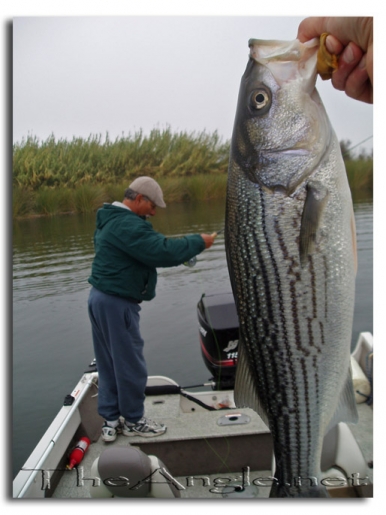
[
  {"x1": 52, "y1": 388, "x2": 373, "y2": 499},
  {"x1": 53, "y1": 389, "x2": 271, "y2": 498}
]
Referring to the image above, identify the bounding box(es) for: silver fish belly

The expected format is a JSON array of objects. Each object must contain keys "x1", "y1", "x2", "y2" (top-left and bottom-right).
[{"x1": 225, "y1": 38, "x2": 358, "y2": 497}]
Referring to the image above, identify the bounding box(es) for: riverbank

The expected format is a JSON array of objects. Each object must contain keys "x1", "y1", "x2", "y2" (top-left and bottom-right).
[
  {"x1": 12, "y1": 174, "x2": 229, "y2": 219},
  {"x1": 13, "y1": 130, "x2": 230, "y2": 218},
  {"x1": 345, "y1": 159, "x2": 373, "y2": 202},
  {"x1": 13, "y1": 131, "x2": 372, "y2": 219},
  {"x1": 13, "y1": 164, "x2": 373, "y2": 219}
]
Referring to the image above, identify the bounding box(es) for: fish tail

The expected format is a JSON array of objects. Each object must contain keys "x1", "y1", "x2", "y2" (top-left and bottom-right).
[{"x1": 269, "y1": 479, "x2": 330, "y2": 498}]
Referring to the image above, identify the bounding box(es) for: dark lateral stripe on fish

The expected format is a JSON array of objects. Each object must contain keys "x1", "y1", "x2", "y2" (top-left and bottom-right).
[
  {"x1": 323, "y1": 255, "x2": 328, "y2": 319},
  {"x1": 300, "y1": 357, "x2": 312, "y2": 471},
  {"x1": 274, "y1": 225, "x2": 318, "y2": 476},
  {"x1": 319, "y1": 321, "x2": 326, "y2": 346},
  {"x1": 241, "y1": 231, "x2": 270, "y2": 403},
  {"x1": 289, "y1": 278, "x2": 311, "y2": 356},
  {"x1": 247, "y1": 323, "x2": 295, "y2": 479},
  {"x1": 307, "y1": 318, "x2": 321, "y2": 354},
  {"x1": 306, "y1": 258, "x2": 323, "y2": 353},
  {"x1": 231, "y1": 176, "x2": 329, "y2": 482},
  {"x1": 258, "y1": 190, "x2": 304, "y2": 478},
  {"x1": 273, "y1": 215, "x2": 314, "y2": 357},
  {"x1": 261, "y1": 191, "x2": 332, "y2": 478},
  {"x1": 313, "y1": 355, "x2": 320, "y2": 401},
  {"x1": 308, "y1": 255, "x2": 318, "y2": 319},
  {"x1": 238, "y1": 194, "x2": 296, "y2": 478}
]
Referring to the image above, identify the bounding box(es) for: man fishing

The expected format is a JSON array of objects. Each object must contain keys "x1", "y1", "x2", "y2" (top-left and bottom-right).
[{"x1": 88, "y1": 176, "x2": 216, "y2": 441}]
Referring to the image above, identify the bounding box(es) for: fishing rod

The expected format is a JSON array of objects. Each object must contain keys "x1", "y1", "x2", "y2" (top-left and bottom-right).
[
  {"x1": 144, "y1": 381, "x2": 228, "y2": 411},
  {"x1": 183, "y1": 229, "x2": 223, "y2": 267},
  {"x1": 145, "y1": 381, "x2": 214, "y2": 396},
  {"x1": 342, "y1": 135, "x2": 373, "y2": 157}
]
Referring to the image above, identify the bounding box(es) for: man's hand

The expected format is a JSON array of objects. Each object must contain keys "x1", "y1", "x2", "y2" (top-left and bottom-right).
[{"x1": 201, "y1": 233, "x2": 217, "y2": 249}]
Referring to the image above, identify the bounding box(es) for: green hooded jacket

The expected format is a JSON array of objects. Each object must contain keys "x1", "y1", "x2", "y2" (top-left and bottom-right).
[{"x1": 88, "y1": 203, "x2": 205, "y2": 301}]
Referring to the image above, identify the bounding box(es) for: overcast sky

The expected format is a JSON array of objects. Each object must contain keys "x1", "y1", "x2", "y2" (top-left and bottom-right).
[{"x1": 13, "y1": 15, "x2": 373, "y2": 155}]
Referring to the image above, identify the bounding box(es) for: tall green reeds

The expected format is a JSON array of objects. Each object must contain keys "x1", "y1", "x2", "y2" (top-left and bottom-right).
[
  {"x1": 73, "y1": 185, "x2": 107, "y2": 213},
  {"x1": 13, "y1": 128, "x2": 230, "y2": 191},
  {"x1": 345, "y1": 159, "x2": 373, "y2": 201},
  {"x1": 12, "y1": 176, "x2": 229, "y2": 218},
  {"x1": 34, "y1": 187, "x2": 73, "y2": 216},
  {"x1": 12, "y1": 187, "x2": 35, "y2": 219},
  {"x1": 12, "y1": 129, "x2": 372, "y2": 219}
]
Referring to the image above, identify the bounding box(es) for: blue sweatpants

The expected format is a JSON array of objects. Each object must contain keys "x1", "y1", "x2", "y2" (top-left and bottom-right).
[{"x1": 87, "y1": 287, "x2": 147, "y2": 423}]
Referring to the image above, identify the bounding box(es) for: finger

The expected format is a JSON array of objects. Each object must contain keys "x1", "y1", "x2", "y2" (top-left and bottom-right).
[
  {"x1": 344, "y1": 55, "x2": 373, "y2": 103},
  {"x1": 331, "y1": 42, "x2": 363, "y2": 91},
  {"x1": 325, "y1": 34, "x2": 343, "y2": 56},
  {"x1": 297, "y1": 16, "x2": 328, "y2": 42},
  {"x1": 297, "y1": 16, "x2": 370, "y2": 49}
]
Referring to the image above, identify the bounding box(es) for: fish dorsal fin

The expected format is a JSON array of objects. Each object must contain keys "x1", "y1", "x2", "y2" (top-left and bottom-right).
[
  {"x1": 326, "y1": 366, "x2": 358, "y2": 434},
  {"x1": 299, "y1": 180, "x2": 329, "y2": 267},
  {"x1": 234, "y1": 338, "x2": 269, "y2": 427}
]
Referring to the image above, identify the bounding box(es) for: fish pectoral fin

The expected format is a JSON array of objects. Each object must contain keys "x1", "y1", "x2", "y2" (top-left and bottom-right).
[
  {"x1": 326, "y1": 366, "x2": 359, "y2": 434},
  {"x1": 299, "y1": 180, "x2": 329, "y2": 267},
  {"x1": 234, "y1": 337, "x2": 269, "y2": 426}
]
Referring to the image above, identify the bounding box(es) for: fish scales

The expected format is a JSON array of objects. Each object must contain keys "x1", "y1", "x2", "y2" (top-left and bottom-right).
[{"x1": 225, "y1": 38, "x2": 357, "y2": 497}]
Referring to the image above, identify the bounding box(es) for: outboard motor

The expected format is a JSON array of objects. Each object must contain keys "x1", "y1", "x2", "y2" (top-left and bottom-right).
[{"x1": 197, "y1": 292, "x2": 239, "y2": 390}]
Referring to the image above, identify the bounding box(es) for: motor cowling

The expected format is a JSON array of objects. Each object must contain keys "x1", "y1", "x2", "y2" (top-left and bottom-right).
[{"x1": 197, "y1": 292, "x2": 239, "y2": 390}]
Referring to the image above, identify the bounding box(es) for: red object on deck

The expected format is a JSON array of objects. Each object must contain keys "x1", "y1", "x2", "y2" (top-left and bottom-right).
[{"x1": 66, "y1": 437, "x2": 91, "y2": 470}]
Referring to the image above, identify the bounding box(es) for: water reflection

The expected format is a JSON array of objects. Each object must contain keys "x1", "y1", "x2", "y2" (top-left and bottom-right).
[
  {"x1": 12, "y1": 198, "x2": 373, "y2": 478},
  {"x1": 13, "y1": 214, "x2": 96, "y2": 300}
]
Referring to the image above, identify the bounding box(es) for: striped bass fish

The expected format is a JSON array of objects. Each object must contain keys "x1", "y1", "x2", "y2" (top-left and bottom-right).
[{"x1": 225, "y1": 37, "x2": 358, "y2": 498}]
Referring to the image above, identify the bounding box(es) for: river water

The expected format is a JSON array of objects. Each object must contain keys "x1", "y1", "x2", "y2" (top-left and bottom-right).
[{"x1": 12, "y1": 198, "x2": 373, "y2": 479}]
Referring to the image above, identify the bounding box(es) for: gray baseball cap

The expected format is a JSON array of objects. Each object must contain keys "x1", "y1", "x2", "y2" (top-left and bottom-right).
[{"x1": 129, "y1": 176, "x2": 166, "y2": 208}]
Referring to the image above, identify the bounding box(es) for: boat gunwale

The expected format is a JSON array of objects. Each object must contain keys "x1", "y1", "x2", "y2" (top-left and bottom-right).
[{"x1": 13, "y1": 372, "x2": 98, "y2": 498}]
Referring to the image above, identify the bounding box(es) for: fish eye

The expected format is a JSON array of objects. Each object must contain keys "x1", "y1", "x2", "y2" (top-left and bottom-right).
[{"x1": 249, "y1": 88, "x2": 271, "y2": 114}]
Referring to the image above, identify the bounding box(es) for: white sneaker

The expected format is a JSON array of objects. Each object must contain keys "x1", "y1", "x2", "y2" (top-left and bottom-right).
[
  {"x1": 122, "y1": 417, "x2": 167, "y2": 437},
  {"x1": 101, "y1": 421, "x2": 122, "y2": 442}
]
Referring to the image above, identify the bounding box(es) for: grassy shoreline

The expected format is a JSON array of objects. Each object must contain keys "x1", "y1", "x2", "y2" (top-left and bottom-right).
[
  {"x1": 13, "y1": 131, "x2": 372, "y2": 219},
  {"x1": 12, "y1": 174, "x2": 230, "y2": 219},
  {"x1": 13, "y1": 166, "x2": 373, "y2": 220}
]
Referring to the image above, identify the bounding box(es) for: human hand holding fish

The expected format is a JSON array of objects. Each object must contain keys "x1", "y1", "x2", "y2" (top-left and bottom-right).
[{"x1": 297, "y1": 16, "x2": 373, "y2": 103}]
